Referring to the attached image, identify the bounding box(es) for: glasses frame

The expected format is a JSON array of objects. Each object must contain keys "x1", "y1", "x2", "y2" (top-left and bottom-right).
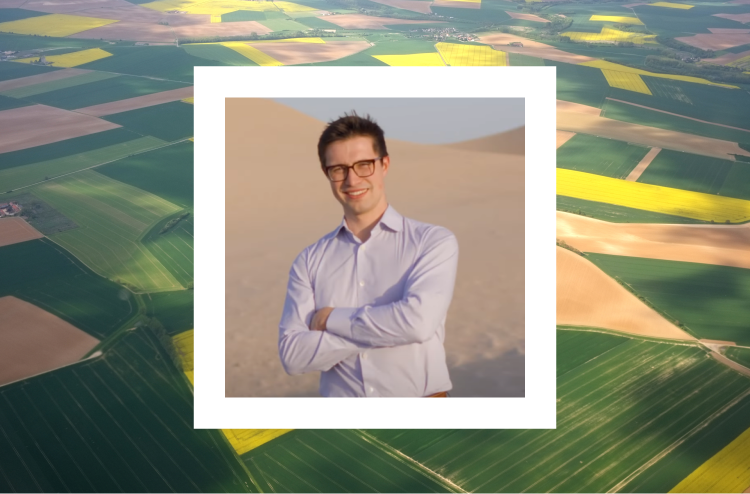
[{"x1": 324, "y1": 157, "x2": 385, "y2": 182}]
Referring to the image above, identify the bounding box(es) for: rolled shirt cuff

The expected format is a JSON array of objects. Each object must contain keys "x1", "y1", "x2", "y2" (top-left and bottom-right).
[{"x1": 326, "y1": 308, "x2": 357, "y2": 341}]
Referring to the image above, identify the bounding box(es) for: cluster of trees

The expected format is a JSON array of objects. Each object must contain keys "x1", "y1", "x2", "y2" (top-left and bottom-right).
[
  {"x1": 644, "y1": 55, "x2": 750, "y2": 84},
  {"x1": 327, "y1": 0, "x2": 435, "y2": 20},
  {"x1": 179, "y1": 30, "x2": 343, "y2": 44},
  {"x1": 655, "y1": 36, "x2": 714, "y2": 58},
  {"x1": 160, "y1": 212, "x2": 190, "y2": 235}
]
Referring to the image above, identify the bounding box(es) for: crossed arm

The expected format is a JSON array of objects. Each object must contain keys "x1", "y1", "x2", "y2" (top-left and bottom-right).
[{"x1": 278, "y1": 229, "x2": 459, "y2": 375}]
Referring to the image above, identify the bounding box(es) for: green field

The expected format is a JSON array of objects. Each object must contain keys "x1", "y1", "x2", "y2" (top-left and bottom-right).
[
  {"x1": 141, "y1": 212, "x2": 193, "y2": 287},
  {"x1": 631, "y1": 4, "x2": 744, "y2": 37},
  {"x1": 0, "y1": 92, "x2": 30, "y2": 110},
  {"x1": 587, "y1": 254, "x2": 750, "y2": 346},
  {"x1": 725, "y1": 346, "x2": 750, "y2": 369},
  {"x1": 557, "y1": 134, "x2": 651, "y2": 179},
  {"x1": 31, "y1": 170, "x2": 184, "y2": 292},
  {"x1": 556, "y1": 195, "x2": 710, "y2": 224},
  {"x1": 0, "y1": 136, "x2": 165, "y2": 191},
  {"x1": 636, "y1": 149, "x2": 750, "y2": 200},
  {"x1": 182, "y1": 43, "x2": 261, "y2": 66},
  {"x1": 19, "y1": 75, "x2": 190, "y2": 110},
  {"x1": 0, "y1": 8, "x2": 47, "y2": 22},
  {"x1": 294, "y1": 15, "x2": 342, "y2": 30},
  {"x1": 548, "y1": 60, "x2": 612, "y2": 108},
  {"x1": 95, "y1": 140, "x2": 194, "y2": 208},
  {"x1": 102, "y1": 101, "x2": 194, "y2": 142},
  {"x1": 141, "y1": 289, "x2": 194, "y2": 335},
  {"x1": 508, "y1": 52, "x2": 544, "y2": 66},
  {"x1": 0, "y1": 71, "x2": 119, "y2": 98},
  {"x1": 0, "y1": 59, "x2": 60, "y2": 81},
  {"x1": 600, "y1": 98, "x2": 750, "y2": 144},
  {"x1": 0, "y1": 328, "x2": 253, "y2": 492},
  {"x1": 0, "y1": 238, "x2": 134, "y2": 339},
  {"x1": 351, "y1": 330, "x2": 750, "y2": 492},
  {"x1": 0, "y1": 33, "x2": 105, "y2": 52},
  {"x1": 258, "y1": 18, "x2": 311, "y2": 32}
]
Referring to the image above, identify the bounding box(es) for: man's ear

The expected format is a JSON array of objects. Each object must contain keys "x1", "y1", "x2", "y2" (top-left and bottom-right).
[{"x1": 381, "y1": 155, "x2": 390, "y2": 176}]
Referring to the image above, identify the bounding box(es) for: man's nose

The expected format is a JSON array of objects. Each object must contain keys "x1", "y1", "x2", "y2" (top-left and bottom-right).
[{"x1": 344, "y1": 168, "x2": 362, "y2": 186}]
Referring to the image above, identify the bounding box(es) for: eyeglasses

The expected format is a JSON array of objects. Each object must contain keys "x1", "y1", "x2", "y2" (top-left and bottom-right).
[{"x1": 324, "y1": 157, "x2": 383, "y2": 182}]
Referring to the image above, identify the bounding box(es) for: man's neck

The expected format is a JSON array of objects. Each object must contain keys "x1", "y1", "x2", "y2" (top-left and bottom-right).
[{"x1": 345, "y1": 202, "x2": 388, "y2": 243}]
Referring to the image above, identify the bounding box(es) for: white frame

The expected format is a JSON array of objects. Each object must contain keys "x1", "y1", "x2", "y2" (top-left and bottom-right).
[{"x1": 194, "y1": 67, "x2": 556, "y2": 429}]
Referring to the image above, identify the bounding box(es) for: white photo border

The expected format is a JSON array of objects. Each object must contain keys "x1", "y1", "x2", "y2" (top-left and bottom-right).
[{"x1": 195, "y1": 66, "x2": 556, "y2": 429}]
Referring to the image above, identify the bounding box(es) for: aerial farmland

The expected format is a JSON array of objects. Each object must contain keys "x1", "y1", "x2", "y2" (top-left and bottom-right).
[{"x1": 1, "y1": 0, "x2": 750, "y2": 490}]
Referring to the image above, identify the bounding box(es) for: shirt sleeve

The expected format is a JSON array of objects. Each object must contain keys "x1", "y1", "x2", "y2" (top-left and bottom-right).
[
  {"x1": 278, "y1": 247, "x2": 369, "y2": 375},
  {"x1": 326, "y1": 228, "x2": 459, "y2": 347}
]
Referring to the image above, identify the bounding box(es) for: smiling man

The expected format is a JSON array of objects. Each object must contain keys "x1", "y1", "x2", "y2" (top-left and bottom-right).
[{"x1": 278, "y1": 112, "x2": 459, "y2": 397}]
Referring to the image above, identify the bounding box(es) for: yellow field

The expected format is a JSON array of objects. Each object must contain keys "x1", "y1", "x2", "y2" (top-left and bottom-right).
[
  {"x1": 182, "y1": 97, "x2": 194, "y2": 104},
  {"x1": 222, "y1": 42, "x2": 283, "y2": 66},
  {"x1": 649, "y1": 1, "x2": 694, "y2": 9},
  {"x1": 590, "y1": 15, "x2": 644, "y2": 25},
  {"x1": 436, "y1": 42, "x2": 506, "y2": 66},
  {"x1": 172, "y1": 329, "x2": 195, "y2": 385},
  {"x1": 602, "y1": 69, "x2": 652, "y2": 94},
  {"x1": 564, "y1": 27, "x2": 656, "y2": 44},
  {"x1": 580, "y1": 59, "x2": 738, "y2": 88},
  {"x1": 729, "y1": 55, "x2": 750, "y2": 67},
  {"x1": 141, "y1": 0, "x2": 315, "y2": 14},
  {"x1": 222, "y1": 429, "x2": 294, "y2": 455},
  {"x1": 670, "y1": 426, "x2": 750, "y2": 493},
  {"x1": 210, "y1": 14, "x2": 221, "y2": 22},
  {"x1": 11, "y1": 48, "x2": 113, "y2": 68},
  {"x1": 373, "y1": 53, "x2": 445, "y2": 66},
  {"x1": 557, "y1": 168, "x2": 750, "y2": 223},
  {"x1": 0, "y1": 13, "x2": 118, "y2": 37},
  {"x1": 251, "y1": 37, "x2": 326, "y2": 43}
]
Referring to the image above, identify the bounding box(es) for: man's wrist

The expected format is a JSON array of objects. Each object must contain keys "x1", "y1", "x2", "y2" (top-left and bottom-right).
[{"x1": 326, "y1": 308, "x2": 357, "y2": 340}]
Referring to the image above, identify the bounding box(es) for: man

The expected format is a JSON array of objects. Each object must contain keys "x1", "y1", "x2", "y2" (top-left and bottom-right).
[{"x1": 278, "y1": 112, "x2": 459, "y2": 397}]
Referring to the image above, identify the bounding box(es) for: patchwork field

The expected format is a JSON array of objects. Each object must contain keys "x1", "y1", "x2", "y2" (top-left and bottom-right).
[
  {"x1": 0, "y1": 13, "x2": 118, "y2": 37},
  {"x1": 557, "y1": 168, "x2": 750, "y2": 223},
  {"x1": 0, "y1": 67, "x2": 91, "y2": 93},
  {"x1": 436, "y1": 42, "x2": 507, "y2": 66},
  {"x1": 0, "y1": 295, "x2": 98, "y2": 386},
  {"x1": 0, "y1": 238, "x2": 134, "y2": 339},
  {"x1": 0, "y1": 71, "x2": 119, "y2": 99},
  {"x1": 725, "y1": 346, "x2": 750, "y2": 369},
  {"x1": 557, "y1": 196, "x2": 712, "y2": 225},
  {"x1": 587, "y1": 254, "x2": 750, "y2": 346},
  {"x1": 556, "y1": 133, "x2": 651, "y2": 179},
  {"x1": 75, "y1": 86, "x2": 194, "y2": 117},
  {"x1": 245, "y1": 39, "x2": 371, "y2": 65},
  {"x1": 32, "y1": 170, "x2": 184, "y2": 292},
  {"x1": 141, "y1": 289, "x2": 194, "y2": 335},
  {"x1": 0, "y1": 216, "x2": 42, "y2": 247},
  {"x1": 12, "y1": 47, "x2": 112, "y2": 67},
  {"x1": 141, "y1": 212, "x2": 193, "y2": 287},
  {"x1": 101, "y1": 100, "x2": 194, "y2": 142}
]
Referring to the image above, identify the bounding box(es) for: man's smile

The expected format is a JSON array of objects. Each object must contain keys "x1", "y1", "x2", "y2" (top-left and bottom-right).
[{"x1": 344, "y1": 188, "x2": 368, "y2": 199}]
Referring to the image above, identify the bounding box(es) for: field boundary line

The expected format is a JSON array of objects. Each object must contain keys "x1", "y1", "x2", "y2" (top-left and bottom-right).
[
  {"x1": 354, "y1": 429, "x2": 468, "y2": 493},
  {"x1": 608, "y1": 387, "x2": 750, "y2": 493}
]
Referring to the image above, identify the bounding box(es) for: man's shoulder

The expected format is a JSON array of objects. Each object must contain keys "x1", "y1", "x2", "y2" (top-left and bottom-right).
[
  {"x1": 294, "y1": 225, "x2": 342, "y2": 263},
  {"x1": 402, "y1": 216, "x2": 457, "y2": 245}
]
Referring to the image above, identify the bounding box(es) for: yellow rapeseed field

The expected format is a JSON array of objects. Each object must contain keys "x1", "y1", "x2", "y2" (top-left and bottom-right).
[
  {"x1": 373, "y1": 53, "x2": 445, "y2": 66},
  {"x1": 580, "y1": 59, "x2": 738, "y2": 88},
  {"x1": 182, "y1": 97, "x2": 194, "y2": 104},
  {"x1": 172, "y1": 329, "x2": 195, "y2": 385},
  {"x1": 564, "y1": 27, "x2": 656, "y2": 44},
  {"x1": 222, "y1": 42, "x2": 283, "y2": 66},
  {"x1": 142, "y1": 0, "x2": 315, "y2": 14},
  {"x1": 729, "y1": 54, "x2": 750, "y2": 68},
  {"x1": 590, "y1": 15, "x2": 644, "y2": 25},
  {"x1": 649, "y1": 1, "x2": 694, "y2": 9},
  {"x1": 12, "y1": 48, "x2": 113, "y2": 67},
  {"x1": 436, "y1": 42, "x2": 507, "y2": 66},
  {"x1": 0, "y1": 13, "x2": 118, "y2": 37},
  {"x1": 210, "y1": 14, "x2": 221, "y2": 22},
  {"x1": 250, "y1": 37, "x2": 326, "y2": 43},
  {"x1": 222, "y1": 429, "x2": 294, "y2": 455},
  {"x1": 556, "y1": 169, "x2": 750, "y2": 223},
  {"x1": 670, "y1": 426, "x2": 750, "y2": 493},
  {"x1": 601, "y1": 70, "x2": 652, "y2": 94}
]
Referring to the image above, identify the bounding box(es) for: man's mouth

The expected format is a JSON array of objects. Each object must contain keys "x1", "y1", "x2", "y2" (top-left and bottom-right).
[{"x1": 344, "y1": 189, "x2": 368, "y2": 199}]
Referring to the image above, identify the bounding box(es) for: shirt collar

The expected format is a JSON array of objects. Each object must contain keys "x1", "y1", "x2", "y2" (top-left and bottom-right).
[{"x1": 330, "y1": 204, "x2": 404, "y2": 240}]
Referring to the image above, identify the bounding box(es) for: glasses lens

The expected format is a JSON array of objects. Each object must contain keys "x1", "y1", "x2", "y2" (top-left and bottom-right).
[
  {"x1": 353, "y1": 161, "x2": 375, "y2": 177},
  {"x1": 328, "y1": 166, "x2": 346, "y2": 181}
]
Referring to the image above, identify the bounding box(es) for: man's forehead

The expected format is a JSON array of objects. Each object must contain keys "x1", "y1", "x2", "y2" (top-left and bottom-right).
[{"x1": 325, "y1": 136, "x2": 379, "y2": 163}]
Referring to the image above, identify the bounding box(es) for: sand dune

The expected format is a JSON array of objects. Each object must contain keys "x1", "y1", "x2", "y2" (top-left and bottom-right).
[
  {"x1": 225, "y1": 99, "x2": 525, "y2": 397},
  {"x1": 556, "y1": 247, "x2": 694, "y2": 341},
  {"x1": 557, "y1": 211, "x2": 750, "y2": 270},
  {"x1": 446, "y1": 126, "x2": 524, "y2": 155}
]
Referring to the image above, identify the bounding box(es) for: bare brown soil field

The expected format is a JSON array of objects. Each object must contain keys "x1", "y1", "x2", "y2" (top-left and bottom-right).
[
  {"x1": 446, "y1": 126, "x2": 525, "y2": 155},
  {"x1": 710, "y1": 49, "x2": 750, "y2": 64},
  {"x1": 676, "y1": 32, "x2": 750, "y2": 50},
  {"x1": 708, "y1": 28, "x2": 750, "y2": 34},
  {"x1": 172, "y1": 20, "x2": 272, "y2": 37},
  {"x1": 71, "y1": 21, "x2": 176, "y2": 42},
  {"x1": 0, "y1": 0, "x2": 26, "y2": 6},
  {"x1": 225, "y1": 99, "x2": 525, "y2": 397},
  {"x1": 556, "y1": 130, "x2": 576, "y2": 148},
  {"x1": 161, "y1": 13, "x2": 211, "y2": 25},
  {"x1": 505, "y1": 11, "x2": 549, "y2": 22},
  {"x1": 432, "y1": 0, "x2": 480, "y2": 9},
  {"x1": 21, "y1": 0, "x2": 127, "y2": 14},
  {"x1": 557, "y1": 99, "x2": 601, "y2": 116},
  {"x1": 0, "y1": 68, "x2": 91, "y2": 92},
  {"x1": 558, "y1": 100, "x2": 750, "y2": 160},
  {"x1": 0, "y1": 105, "x2": 120, "y2": 154},
  {"x1": 0, "y1": 217, "x2": 43, "y2": 248},
  {"x1": 368, "y1": 0, "x2": 433, "y2": 14},
  {"x1": 607, "y1": 97, "x2": 750, "y2": 133},
  {"x1": 622, "y1": 2, "x2": 647, "y2": 7},
  {"x1": 626, "y1": 146, "x2": 660, "y2": 181},
  {"x1": 323, "y1": 14, "x2": 444, "y2": 29},
  {"x1": 557, "y1": 211, "x2": 750, "y2": 269},
  {"x1": 75, "y1": 86, "x2": 194, "y2": 116},
  {"x1": 556, "y1": 247, "x2": 694, "y2": 340},
  {"x1": 0, "y1": 296, "x2": 99, "y2": 387},
  {"x1": 479, "y1": 33, "x2": 596, "y2": 64},
  {"x1": 246, "y1": 40, "x2": 371, "y2": 65},
  {"x1": 73, "y1": 4, "x2": 166, "y2": 22},
  {"x1": 714, "y1": 12, "x2": 750, "y2": 23}
]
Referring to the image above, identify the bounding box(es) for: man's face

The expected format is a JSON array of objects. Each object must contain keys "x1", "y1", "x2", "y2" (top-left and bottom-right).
[{"x1": 324, "y1": 135, "x2": 389, "y2": 218}]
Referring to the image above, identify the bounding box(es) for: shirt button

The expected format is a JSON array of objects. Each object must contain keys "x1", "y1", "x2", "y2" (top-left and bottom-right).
[
  {"x1": 361, "y1": 353, "x2": 367, "y2": 360},
  {"x1": 361, "y1": 244, "x2": 366, "y2": 251},
  {"x1": 359, "y1": 281, "x2": 364, "y2": 287},
  {"x1": 368, "y1": 386, "x2": 374, "y2": 393}
]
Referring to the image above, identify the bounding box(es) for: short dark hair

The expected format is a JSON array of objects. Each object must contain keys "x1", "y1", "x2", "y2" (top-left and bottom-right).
[{"x1": 317, "y1": 111, "x2": 388, "y2": 168}]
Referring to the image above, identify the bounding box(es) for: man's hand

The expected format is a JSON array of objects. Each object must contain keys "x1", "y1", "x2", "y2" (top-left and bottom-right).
[{"x1": 310, "y1": 307, "x2": 334, "y2": 331}]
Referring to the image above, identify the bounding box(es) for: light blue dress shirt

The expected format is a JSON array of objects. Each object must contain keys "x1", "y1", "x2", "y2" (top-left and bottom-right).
[{"x1": 278, "y1": 205, "x2": 459, "y2": 397}]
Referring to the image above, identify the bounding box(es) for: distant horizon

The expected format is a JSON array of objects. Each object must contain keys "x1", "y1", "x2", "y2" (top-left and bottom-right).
[{"x1": 272, "y1": 98, "x2": 525, "y2": 145}]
